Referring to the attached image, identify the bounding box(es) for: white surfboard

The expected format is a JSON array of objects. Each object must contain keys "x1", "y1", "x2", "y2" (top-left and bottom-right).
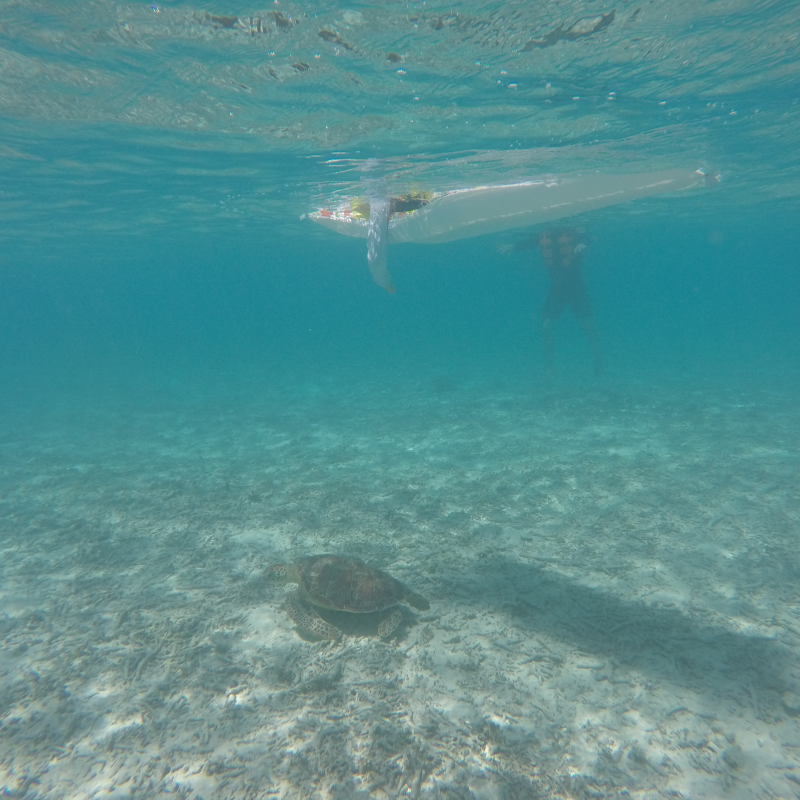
[{"x1": 307, "y1": 168, "x2": 716, "y2": 291}]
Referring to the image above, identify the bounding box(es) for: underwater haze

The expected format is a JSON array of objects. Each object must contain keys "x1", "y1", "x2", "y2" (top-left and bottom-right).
[{"x1": 1, "y1": 1, "x2": 800, "y2": 798}]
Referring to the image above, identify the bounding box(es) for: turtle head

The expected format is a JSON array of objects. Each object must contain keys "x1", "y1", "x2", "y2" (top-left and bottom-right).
[{"x1": 263, "y1": 562, "x2": 299, "y2": 585}]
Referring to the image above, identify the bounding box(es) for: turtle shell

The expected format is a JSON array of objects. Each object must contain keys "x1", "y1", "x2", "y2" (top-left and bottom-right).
[{"x1": 297, "y1": 554, "x2": 410, "y2": 613}]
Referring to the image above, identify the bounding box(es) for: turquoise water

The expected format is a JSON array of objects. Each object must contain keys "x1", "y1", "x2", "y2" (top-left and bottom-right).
[{"x1": 1, "y1": 2, "x2": 800, "y2": 798}]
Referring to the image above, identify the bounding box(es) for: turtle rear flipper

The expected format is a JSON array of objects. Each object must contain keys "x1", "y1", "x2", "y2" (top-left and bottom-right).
[
  {"x1": 406, "y1": 592, "x2": 429, "y2": 611},
  {"x1": 285, "y1": 593, "x2": 341, "y2": 640}
]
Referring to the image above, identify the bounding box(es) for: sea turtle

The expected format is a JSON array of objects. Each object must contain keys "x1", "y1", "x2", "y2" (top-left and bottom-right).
[{"x1": 264, "y1": 554, "x2": 430, "y2": 640}]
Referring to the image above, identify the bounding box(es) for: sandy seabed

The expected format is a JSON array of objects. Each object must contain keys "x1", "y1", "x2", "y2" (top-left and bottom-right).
[{"x1": 1, "y1": 375, "x2": 799, "y2": 800}]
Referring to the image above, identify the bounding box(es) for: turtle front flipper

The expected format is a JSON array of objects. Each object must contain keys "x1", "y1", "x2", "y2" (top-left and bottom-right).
[
  {"x1": 285, "y1": 592, "x2": 341, "y2": 640},
  {"x1": 377, "y1": 608, "x2": 403, "y2": 638}
]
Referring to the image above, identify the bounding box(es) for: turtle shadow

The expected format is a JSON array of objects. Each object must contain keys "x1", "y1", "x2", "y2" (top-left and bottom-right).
[
  {"x1": 292, "y1": 605, "x2": 416, "y2": 642},
  {"x1": 441, "y1": 556, "x2": 796, "y2": 719}
]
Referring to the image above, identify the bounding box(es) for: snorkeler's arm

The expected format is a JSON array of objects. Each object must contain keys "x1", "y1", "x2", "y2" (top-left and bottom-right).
[
  {"x1": 573, "y1": 229, "x2": 591, "y2": 255},
  {"x1": 497, "y1": 235, "x2": 539, "y2": 255}
]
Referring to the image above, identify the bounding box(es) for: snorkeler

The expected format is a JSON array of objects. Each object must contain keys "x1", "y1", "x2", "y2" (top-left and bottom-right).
[{"x1": 499, "y1": 227, "x2": 603, "y2": 378}]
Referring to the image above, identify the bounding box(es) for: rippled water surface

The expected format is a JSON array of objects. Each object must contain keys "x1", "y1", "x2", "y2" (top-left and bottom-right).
[{"x1": 1, "y1": 0, "x2": 799, "y2": 248}]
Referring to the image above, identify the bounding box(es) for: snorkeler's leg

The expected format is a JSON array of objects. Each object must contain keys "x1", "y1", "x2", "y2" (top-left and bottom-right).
[
  {"x1": 579, "y1": 315, "x2": 604, "y2": 375},
  {"x1": 541, "y1": 286, "x2": 564, "y2": 379},
  {"x1": 542, "y1": 316, "x2": 556, "y2": 378}
]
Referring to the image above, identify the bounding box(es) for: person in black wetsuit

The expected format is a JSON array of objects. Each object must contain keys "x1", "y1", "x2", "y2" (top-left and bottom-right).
[{"x1": 499, "y1": 227, "x2": 603, "y2": 377}]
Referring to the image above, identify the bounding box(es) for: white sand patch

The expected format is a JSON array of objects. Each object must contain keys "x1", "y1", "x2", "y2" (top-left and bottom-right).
[{"x1": 1, "y1": 381, "x2": 799, "y2": 798}]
